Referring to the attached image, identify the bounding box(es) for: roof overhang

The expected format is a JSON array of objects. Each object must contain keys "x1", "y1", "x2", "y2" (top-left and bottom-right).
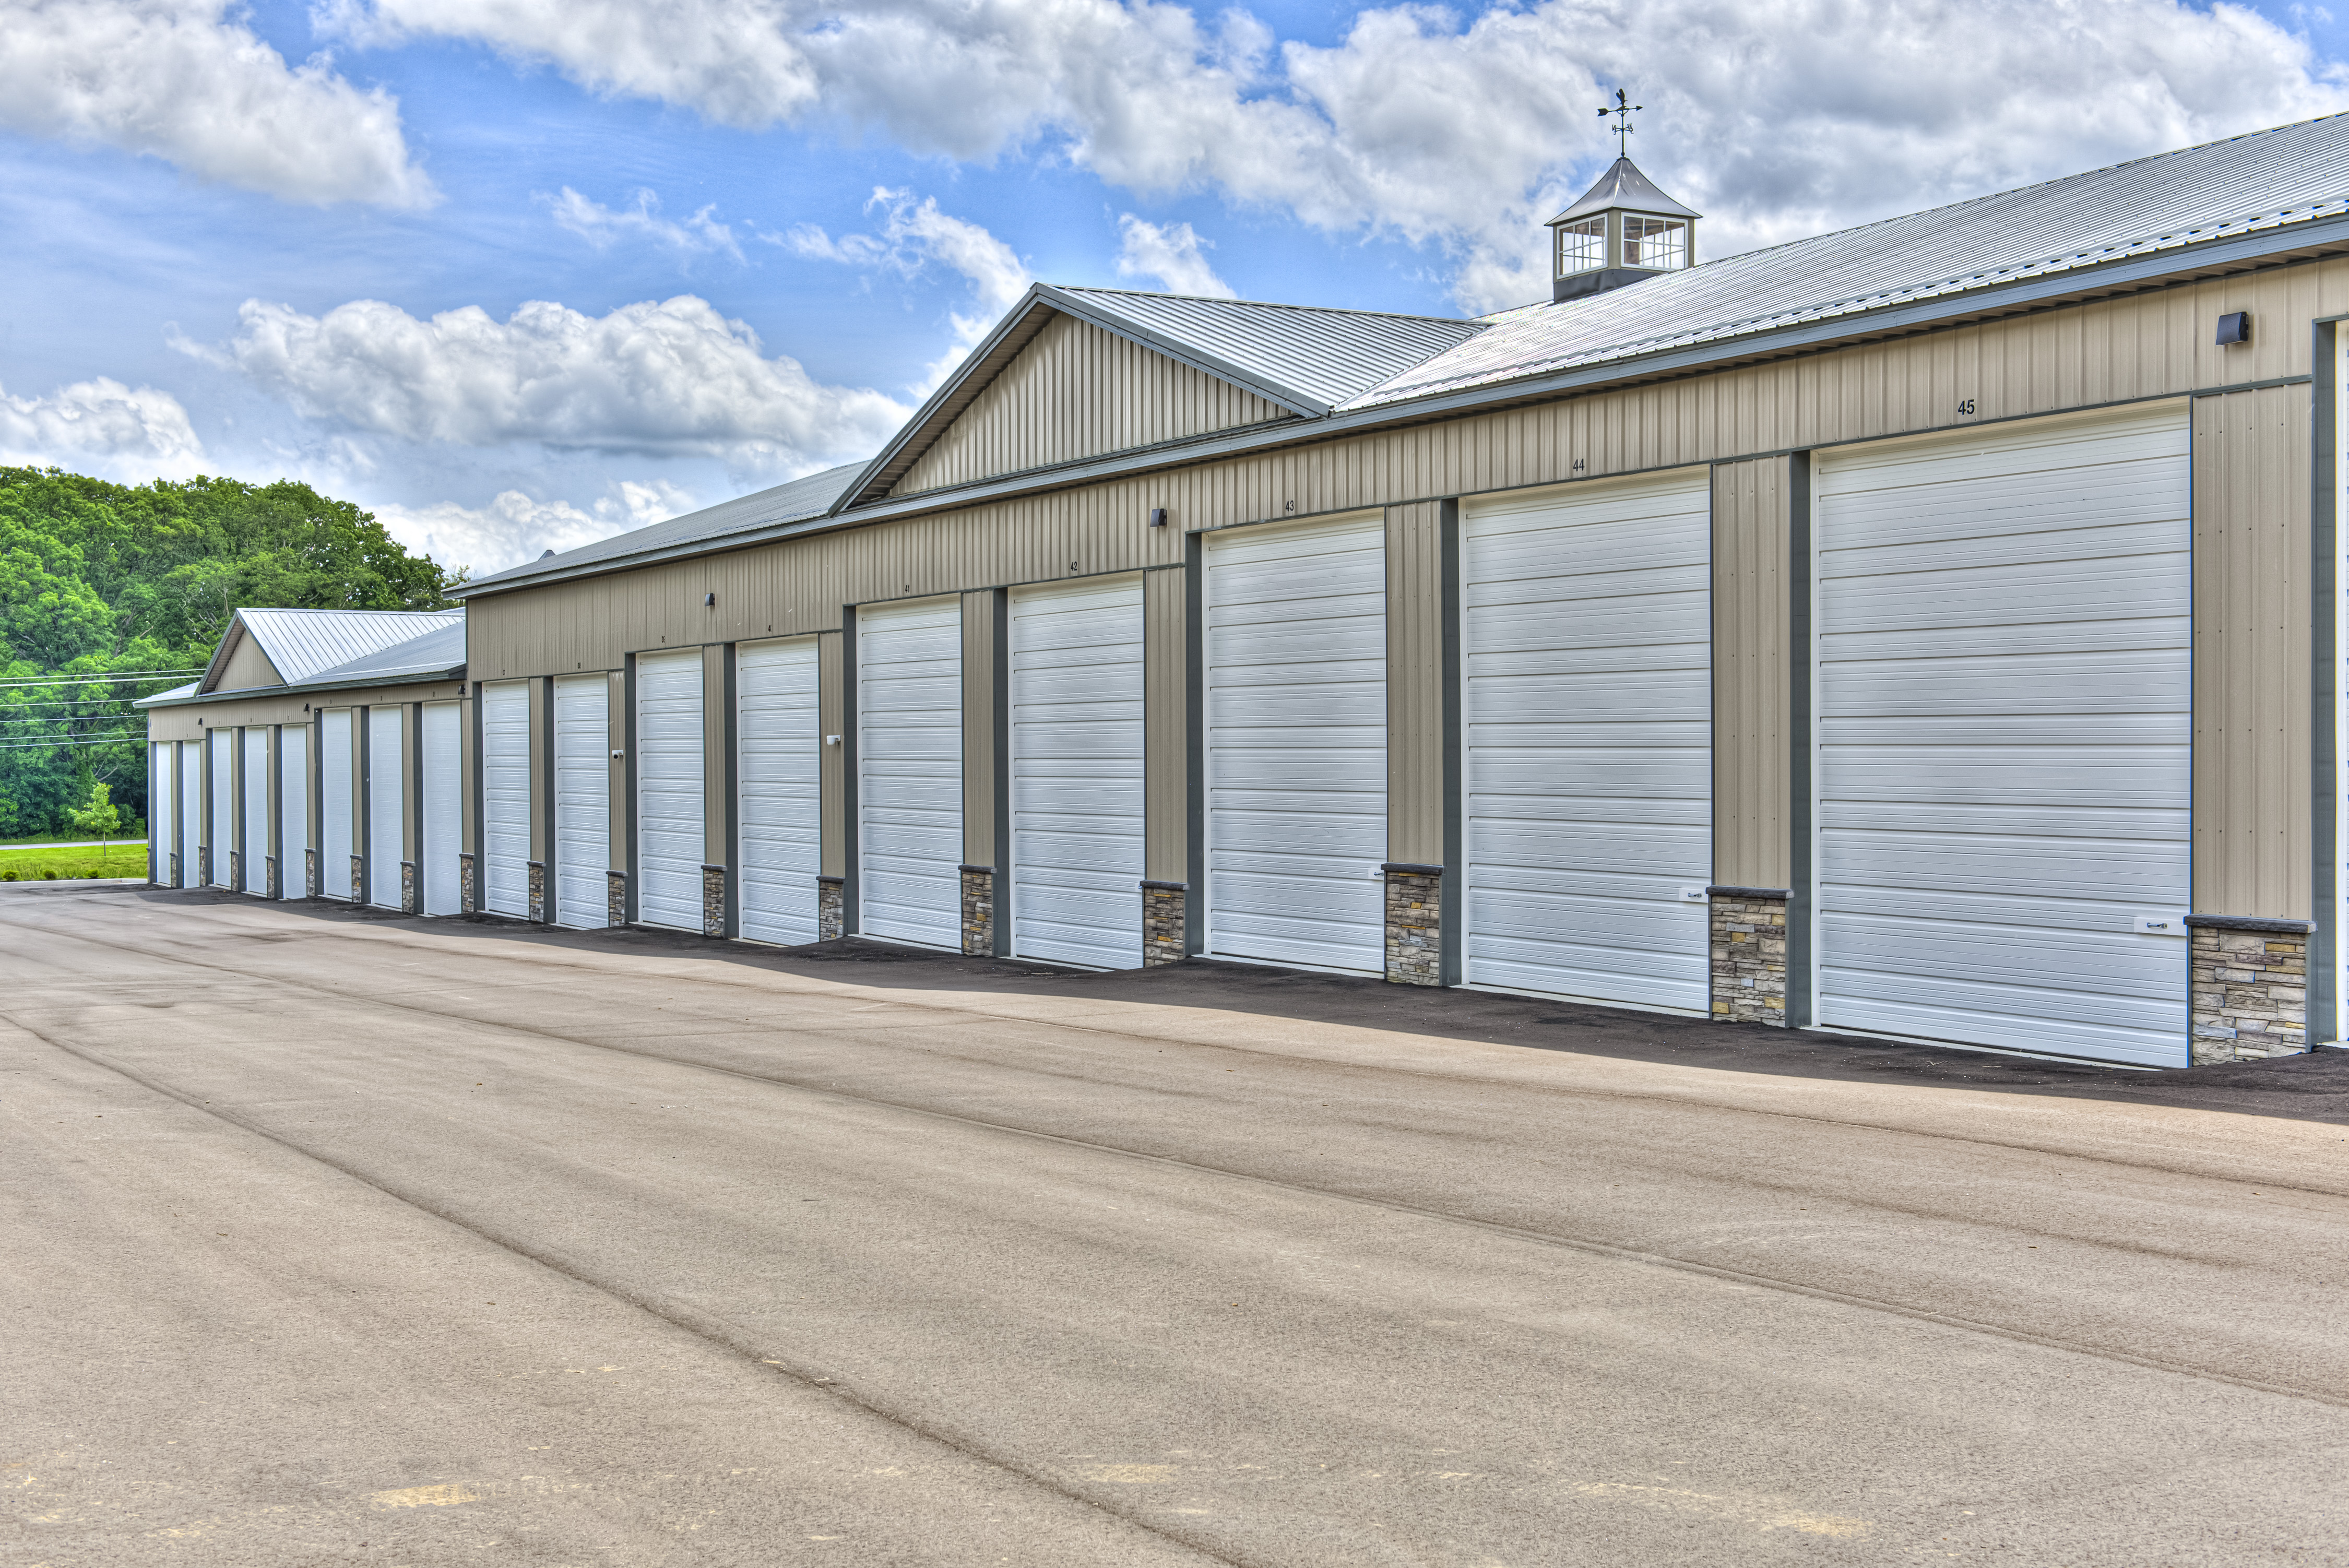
[
  {"x1": 460, "y1": 211, "x2": 2349, "y2": 598},
  {"x1": 136, "y1": 662, "x2": 465, "y2": 710}
]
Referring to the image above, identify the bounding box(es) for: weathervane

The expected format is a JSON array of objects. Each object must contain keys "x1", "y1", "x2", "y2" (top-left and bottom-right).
[{"x1": 1599, "y1": 87, "x2": 1640, "y2": 157}]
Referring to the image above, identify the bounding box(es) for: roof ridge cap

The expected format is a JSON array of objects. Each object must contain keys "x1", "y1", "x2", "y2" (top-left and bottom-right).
[{"x1": 1050, "y1": 283, "x2": 1474, "y2": 325}]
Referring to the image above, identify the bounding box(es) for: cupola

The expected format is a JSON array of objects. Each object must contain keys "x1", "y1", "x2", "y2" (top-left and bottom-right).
[{"x1": 1545, "y1": 156, "x2": 1701, "y2": 302}]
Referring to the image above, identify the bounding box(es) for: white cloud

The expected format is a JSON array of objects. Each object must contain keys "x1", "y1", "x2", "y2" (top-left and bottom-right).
[
  {"x1": 326, "y1": 0, "x2": 2349, "y2": 310},
  {"x1": 0, "y1": 377, "x2": 207, "y2": 480},
  {"x1": 1114, "y1": 213, "x2": 1233, "y2": 297},
  {"x1": 1, "y1": 0, "x2": 433, "y2": 207},
  {"x1": 371, "y1": 479, "x2": 695, "y2": 574},
  {"x1": 188, "y1": 294, "x2": 907, "y2": 474},
  {"x1": 545, "y1": 186, "x2": 742, "y2": 260},
  {"x1": 789, "y1": 187, "x2": 1031, "y2": 386}
]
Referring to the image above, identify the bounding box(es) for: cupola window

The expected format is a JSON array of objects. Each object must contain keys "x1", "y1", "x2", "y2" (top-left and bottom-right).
[
  {"x1": 1621, "y1": 214, "x2": 1687, "y2": 270},
  {"x1": 1541, "y1": 105, "x2": 1701, "y2": 302}
]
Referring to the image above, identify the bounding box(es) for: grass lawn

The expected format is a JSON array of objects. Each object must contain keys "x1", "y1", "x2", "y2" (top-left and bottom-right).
[{"x1": 0, "y1": 843, "x2": 151, "y2": 881}]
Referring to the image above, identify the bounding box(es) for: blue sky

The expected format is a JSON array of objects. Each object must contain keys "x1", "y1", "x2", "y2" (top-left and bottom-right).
[{"x1": 3, "y1": 0, "x2": 2345, "y2": 573}]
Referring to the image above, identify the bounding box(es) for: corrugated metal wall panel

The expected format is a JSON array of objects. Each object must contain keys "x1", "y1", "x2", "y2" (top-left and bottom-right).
[
  {"x1": 1713, "y1": 457, "x2": 1790, "y2": 889},
  {"x1": 896, "y1": 314, "x2": 1292, "y2": 497},
  {"x1": 2194, "y1": 384, "x2": 2315, "y2": 919},
  {"x1": 960, "y1": 588, "x2": 1000, "y2": 867},
  {"x1": 1143, "y1": 565, "x2": 1187, "y2": 884},
  {"x1": 1385, "y1": 502, "x2": 1445, "y2": 865}
]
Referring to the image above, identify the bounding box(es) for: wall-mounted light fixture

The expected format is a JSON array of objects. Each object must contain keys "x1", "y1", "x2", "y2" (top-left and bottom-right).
[
  {"x1": 1148, "y1": 507, "x2": 1168, "y2": 528},
  {"x1": 704, "y1": 592, "x2": 716, "y2": 607},
  {"x1": 2216, "y1": 311, "x2": 2251, "y2": 345}
]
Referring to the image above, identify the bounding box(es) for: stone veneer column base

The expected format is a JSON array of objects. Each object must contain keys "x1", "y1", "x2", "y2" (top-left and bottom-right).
[
  {"x1": 817, "y1": 876, "x2": 845, "y2": 941},
  {"x1": 459, "y1": 852, "x2": 475, "y2": 913},
  {"x1": 607, "y1": 870, "x2": 626, "y2": 929},
  {"x1": 526, "y1": 861, "x2": 546, "y2": 923},
  {"x1": 1709, "y1": 886, "x2": 1789, "y2": 1025},
  {"x1": 228, "y1": 849, "x2": 241, "y2": 892},
  {"x1": 305, "y1": 847, "x2": 317, "y2": 899},
  {"x1": 1382, "y1": 863, "x2": 1444, "y2": 987},
  {"x1": 1141, "y1": 880, "x2": 1188, "y2": 966},
  {"x1": 702, "y1": 864, "x2": 727, "y2": 937},
  {"x1": 168, "y1": 851, "x2": 181, "y2": 888},
  {"x1": 266, "y1": 856, "x2": 279, "y2": 900},
  {"x1": 2188, "y1": 916, "x2": 2312, "y2": 1063},
  {"x1": 349, "y1": 855, "x2": 364, "y2": 905},
  {"x1": 959, "y1": 865, "x2": 996, "y2": 956},
  {"x1": 400, "y1": 860, "x2": 419, "y2": 914}
]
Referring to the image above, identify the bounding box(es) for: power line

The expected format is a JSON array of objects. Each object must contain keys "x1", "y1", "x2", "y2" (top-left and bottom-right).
[
  {"x1": 0, "y1": 670, "x2": 203, "y2": 687},
  {"x1": 0, "y1": 735, "x2": 147, "y2": 751}
]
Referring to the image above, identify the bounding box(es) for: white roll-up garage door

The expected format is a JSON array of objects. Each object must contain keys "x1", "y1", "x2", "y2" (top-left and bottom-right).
[
  {"x1": 1815, "y1": 405, "x2": 2192, "y2": 1067},
  {"x1": 367, "y1": 707, "x2": 404, "y2": 909},
  {"x1": 554, "y1": 676, "x2": 610, "y2": 928},
  {"x1": 636, "y1": 650, "x2": 705, "y2": 932},
  {"x1": 738, "y1": 639, "x2": 821, "y2": 946},
  {"x1": 279, "y1": 725, "x2": 306, "y2": 897},
  {"x1": 1462, "y1": 471, "x2": 1713, "y2": 1011},
  {"x1": 1204, "y1": 514, "x2": 1386, "y2": 973},
  {"x1": 180, "y1": 742, "x2": 202, "y2": 888},
  {"x1": 858, "y1": 598, "x2": 962, "y2": 949},
  {"x1": 150, "y1": 744, "x2": 171, "y2": 883},
  {"x1": 421, "y1": 703, "x2": 460, "y2": 915},
  {"x1": 208, "y1": 730, "x2": 233, "y2": 887},
  {"x1": 482, "y1": 681, "x2": 531, "y2": 918},
  {"x1": 322, "y1": 710, "x2": 353, "y2": 900},
  {"x1": 242, "y1": 728, "x2": 269, "y2": 895},
  {"x1": 1010, "y1": 576, "x2": 1145, "y2": 969}
]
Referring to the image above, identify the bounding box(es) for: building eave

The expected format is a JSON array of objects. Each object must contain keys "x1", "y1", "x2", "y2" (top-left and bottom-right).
[{"x1": 136, "y1": 663, "x2": 466, "y2": 709}]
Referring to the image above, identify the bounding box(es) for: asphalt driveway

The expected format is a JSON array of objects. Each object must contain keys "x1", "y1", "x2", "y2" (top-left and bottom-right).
[{"x1": 5, "y1": 882, "x2": 2347, "y2": 1565}]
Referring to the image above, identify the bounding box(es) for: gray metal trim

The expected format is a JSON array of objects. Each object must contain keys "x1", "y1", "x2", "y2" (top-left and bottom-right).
[
  {"x1": 621, "y1": 656, "x2": 639, "y2": 926},
  {"x1": 839, "y1": 607, "x2": 859, "y2": 936},
  {"x1": 2312, "y1": 318, "x2": 2339, "y2": 1043},
  {"x1": 1786, "y1": 452, "x2": 1816, "y2": 1029},
  {"x1": 1708, "y1": 884, "x2": 1791, "y2": 898},
  {"x1": 1439, "y1": 497, "x2": 1464, "y2": 988},
  {"x1": 957, "y1": 863, "x2": 998, "y2": 875},
  {"x1": 2184, "y1": 913, "x2": 2318, "y2": 932},
  {"x1": 354, "y1": 706, "x2": 371, "y2": 909},
  {"x1": 1380, "y1": 862, "x2": 1445, "y2": 876},
  {"x1": 1183, "y1": 531, "x2": 1205, "y2": 956},
  {"x1": 1138, "y1": 877, "x2": 1188, "y2": 891},
  {"x1": 721, "y1": 642, "x2": 740, "y2": 940},
  {"x1": 138, "y1": 664, "x2": 466, "y2": 710},
  {"x1": 991, "y1": 586, "x2": 1011, "y2": 958}
]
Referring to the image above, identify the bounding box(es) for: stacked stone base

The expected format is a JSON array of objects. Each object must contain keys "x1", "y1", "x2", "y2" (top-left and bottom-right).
[
  {"x1": 401, "y1": 860, "x2": 419, "y2": 914},
  {"x1": 702, "y1": 864, "x2": 727, "y2": 937},
  {"x1": 458, "y1": 851, "x2": 474, "y2": 913},
  {"x1": 1708, "y1": 886, "x2": 1788, "y2": 1025},
  {"x1": 817, "y1": 876, "x2": 845, "y2": 940},
  {"x1": 1382, "y1": 864, "x2": 1443, "y2": 986},
  {"x1": 168, "y1": 851, "x2": 181, "y2": 888},
  {"x1": 526, "y1": 860, "x2": 545, "y2": 923},
  {"x1": 229, "y1": 850, "x2": 242, "y2": 892},
  {"x1": 266, "y1": 855, "x2": 280, "y2": 900},
  {"x1": 960, "y1": 865, "x2": 996, "y2": 955},
  {"x1": 2188, "y1": 917, "x2": 2311, "y2": 1064},
  {"x1": 349, "y1": 854, "x2": 363, "y2": 905},
  {"x1": 607, "y1": 869, "x2": 627, "y2": 928},
  {"x1": 1142, "y1": 880, "x2": 1187, "y2": 966},
  {"x1": 306, "y1": 848, "x2": 319, "y2": 899}
]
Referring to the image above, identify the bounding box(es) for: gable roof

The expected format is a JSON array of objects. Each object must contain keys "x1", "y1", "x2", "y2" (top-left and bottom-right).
[
  {"x1": 198, "y1": 608, "x2": 465, "y2": 694},
  {"x1": 1355, "y1": 111, "x2": 2349, "y2": 410},
  {"x1": 461, "y1": 463, "x2": 862, "y2": 595},
  {"x1": 141, "y1": 612, "x2": 466, "y2": 709},
  {"x1": 838, "y1": 283, "x2": 1484, "y2": 506}
]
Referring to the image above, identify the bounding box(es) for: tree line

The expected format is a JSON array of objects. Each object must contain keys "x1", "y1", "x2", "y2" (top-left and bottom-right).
[{"x1": 0, "y1": 466, "x2": 461, "y2": 839}]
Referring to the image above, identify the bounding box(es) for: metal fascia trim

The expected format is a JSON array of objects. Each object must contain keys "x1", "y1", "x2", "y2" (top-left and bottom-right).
[
  {"x1": 834, "y1": 289, "x2": 1063, "y2": 510},
  {"x1": 1036, "y1": 284, "x2": 1334, "y2": 418}
]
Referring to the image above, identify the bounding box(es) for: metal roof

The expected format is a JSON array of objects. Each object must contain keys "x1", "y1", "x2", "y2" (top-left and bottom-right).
[
  {"x1": 460, "y1": 463, "x2": 862, "y2": 595},
  {"x1": 1548, "y1": 158, "x2": 1701, "y2": 225},
  {"x1": 1355, "y1": 111, "x2": 2349, "y2": 410},
  {"x1": 203, "y1": 607, "x2": 465, "y2": 692},
  {"x1": 302, "y1": 619, "x2": 466, "y2": 684}
]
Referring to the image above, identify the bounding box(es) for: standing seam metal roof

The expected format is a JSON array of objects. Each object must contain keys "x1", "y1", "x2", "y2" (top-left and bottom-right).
[{"x1": 212, "y1": 608, "x2": 465, "y2": 691}]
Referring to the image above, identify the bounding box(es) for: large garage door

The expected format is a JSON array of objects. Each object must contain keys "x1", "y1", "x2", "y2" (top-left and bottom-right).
[
  {"x1": 482, "y1": 682, "x2": 531, "y2": 918},
  {"x1": 367, "y1": 707, "x2": 404, "y2": 909},
  {"x1": 1462, "y1": 472, "x2": 1712, "y2": 1010},
  {"x1": 858, "y1": 598, "x2": 962, "y2": 949},
  {"x1": 1816, "y1": 406, "x2": 2191, "y2": 1067},
  {"x1": 636, "y1": 650, "x2": 705, "y2": 932},
  {"x1": 150, "y1": 744, "x2": 172, "y2": 884},
  {"x1": 738, "y1": 638, "x2": 821, "y2": 946},
  {"x1": 1204, "y1": 514, "x2": 1386, "y2": 973},
  {"x1": 1010, "y1": 576, "x2": 1145, "y2": 969},
  {"x1": 553, "y1": 676, "x2": 610, "y2": 928},
  {"x1": 279, "y1": 725, "x2": 306, "y2": 898},
  {"x1": 180, "y1": 742, "x2": 201, "y2": 887},
  {"x1": 208, "y1": 730, "x2": 233, "y2": 887},
  {"x1": 420, "y1": 703, "x2": 460, "y2": 915},
  {"x1": 242, "y1": 728, "x2": 269, "y2": 895},
  {"x1": 322, "y1": 711, "x2": 352, "y2": 899}
]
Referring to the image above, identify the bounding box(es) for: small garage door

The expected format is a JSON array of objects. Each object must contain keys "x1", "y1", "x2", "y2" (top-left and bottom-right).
[
  {"x1": 208, "y1": 730, "x2": 233, "y2": 887},
  {"x1": 858, "y1": 598, "x2": 962, "y2": 949},
  {"x1": 482, "y1": 682, "x2": 531, "y2": 918},
  {"x1": 420, "y1": 703, "x2": 460, "y2": 915},
  {"x1": 180, "y1": 741, "x2": 202, "y2": 887},
  {"x1": 1462, "y1": 471, "x2": 1713, "y2": 1010},
  {"x1": 1815, "y1": 405, "x2": 2192, "y2": 1067},
  {"x1": 322, "y1": 712, "x2": 352, "y2": 899},
  {"x1": 242, "y1": 728, "x2": 270, "y2": 895},
  {"x1": 636, "y1": 650, "x2": 705, "y2": 932},
  {"x1": 1010, "y1": 576, "x2": 1145, "y2": 969},
  {"x1": 279, "y1": 725, "x2": 307, "y2": 897},
  {"x1": 1204, "y1": 514, "x2": 1386, "y2": 973},
  {"x1": 150, "y1": 744, "x2": 172, "y2": 884},
  {"x1": 367, "y1": 707, "x2": 404, "y2": 909},
  {"x1": 738, "y1": 639, "x2": 821, "y2": 946},
  {"x1": 554, "y1": 675, "x2": 610, "y2": 928}
]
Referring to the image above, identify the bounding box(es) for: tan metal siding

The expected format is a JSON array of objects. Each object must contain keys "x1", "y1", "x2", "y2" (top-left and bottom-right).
[
  {"x1": 819, "y1": 630, "x2": 845, "y2": 879},
  {"x1": 703, "y1": 643, "x2": 728, "y2": 868},
  {"x1": 1712, "y1": 457, "x2": 1790, "y2": 888},
  {"x1": 214, "y1": 633, "x2": 282, "y2": 693},
  {"x1": 960, "y1": 589, "x2": 999, "y2": 866},
  {"x1": 1385, "y1": 501, "x2": 1444, "y2": 865},
  {"x1": 896, "y1": 313, "x2": 1294, "y2": 497},
  {"x1": 528, "y1": 678, "x2": 550, "y2": 868},
  {"x1": 1143, "y1": 565, "x2": 1187, "y2": 883},
  {"x1": 2194, "y1": 384, "x2": 2314, "y2": 919},
  {"x1": 606, "y1": 673, "x2": 625, "y2": 872}
]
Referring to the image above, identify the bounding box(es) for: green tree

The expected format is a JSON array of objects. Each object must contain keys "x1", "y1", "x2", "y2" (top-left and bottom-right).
[{"x1": 64, "y1": 778, "x2": 121, "y2": 851}]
